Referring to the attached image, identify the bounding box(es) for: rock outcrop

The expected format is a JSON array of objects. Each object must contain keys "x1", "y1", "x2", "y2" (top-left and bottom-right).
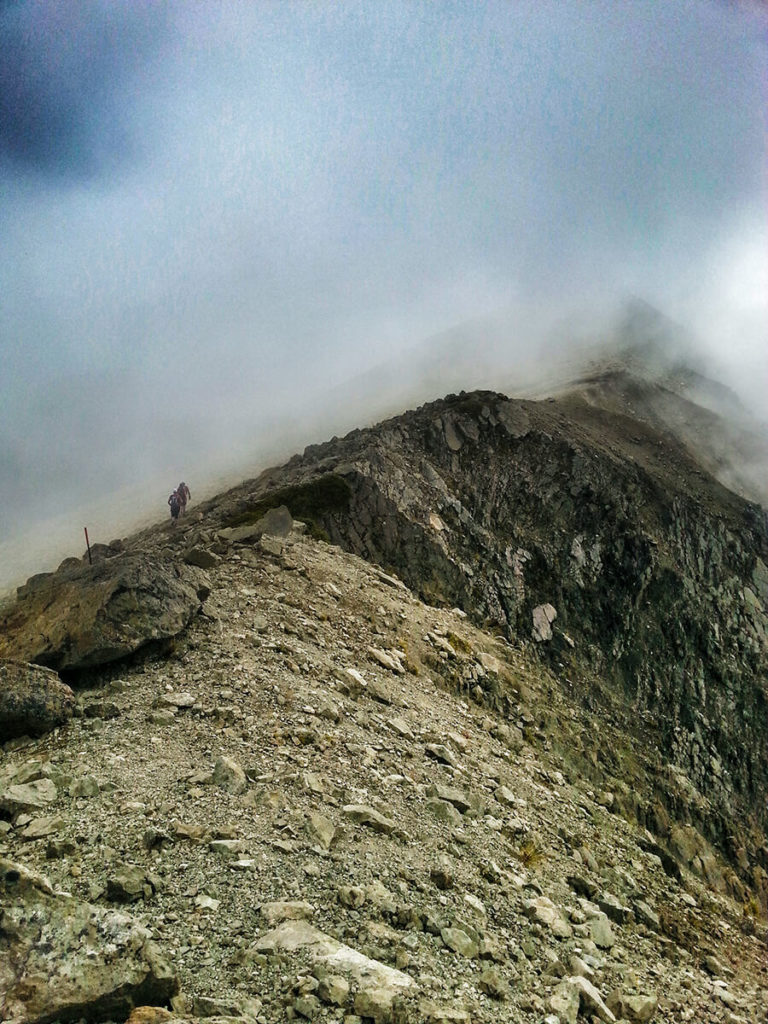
[
  {"x1": 0, "y1": 554, "x2": 210, "y2": 672},
  {"x1": 204, "y1": 389, "x2": 768, "y2": 890},
  {"x1": 0, "y1": 660, "x2": 75, "y2": 739},
  {"x1": 0, "y1": 859, "x2": 178, "y2": 1023}
]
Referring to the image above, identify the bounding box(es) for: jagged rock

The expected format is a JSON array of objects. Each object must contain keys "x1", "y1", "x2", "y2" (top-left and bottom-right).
[
  {"x1": 342, "y1": 804, "x2": 396, "y2": 834},
  {"x1": 430, "y1": 856, "x2": 454, "y2": 890},
  {"x1": 425, "y1": 798, "x2": 462, "y2": 826},
  {"x1": 426, "y1": 783, "x2": 473, "y2": 813},
  {"x1": 305, "y1": 810, "x2": 336, "y2": 850},
  {"x1": 260, "y1": 900, "x2": 314, "y2": 926},
  {"x1": 588, "y1": 912, "x2": 616, "y2": 949},
  {"x1": 0, "y1": 859, "x2": 177, "y2": 1022},
  {"x1": 254, "y1": 919, "x2": 415, "y2": 1012},
  {"x1": 478, "y1": 967, "x2": 510, "y2": 999},
  {"x1": 0, "y1": 778, "x2": 58, "y2": 815},
  {"x1": 209, "y1": 839, "x2": 246, "y2": 858},
  {"x1": 210, "y1": 756, "x2": 247, "y2": 795},
  {"x1": 0, "y1": 555, "x2": 210, "y2": 671},
  {"x1": 220, "y1": 506, "x2": 294, "y2": 545},
  {"x1": 368, "y1": 647, "x2": 405, "y2": 674},
  {"x1": 440, "y1": 927, "x2": 478, "y2": 958},
  {"x1": 317, "y1": 974, "x2": 349, "y2": 1006},
  {"x1": 598, "y1": 891, "x2": 633, "y2": 924},
  {"x1": 548, "y1": 978, "x2": 581, "y2": 1023},
  {"x1": 184, "y1": 548, "x2": 221, "y2": 569},
  {"x1": 20, "y1": 815, "x2": 65, "y2": 840},
  {"x1": 0, "y1": 660, "x2": 75, "y2": 739},
  {"x1": 107, "y1": 865, "x2": 151, "y2": 903},
  {"x1": 532, "y1": 603, "x2": 557, "y2": 642},
  {"x1": 607, "y1": 989, "x2": 659, "y2": 1022},
  {"x1": 524, "y1": 895, "x2": 573, "y2": 938},
  {"x1": 551, "y1": 976, "x2": 617, "y2": 1023}
]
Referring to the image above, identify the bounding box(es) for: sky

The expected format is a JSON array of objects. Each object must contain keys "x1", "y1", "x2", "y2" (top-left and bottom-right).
[{"x1": 1, "y1": 0, "x2": 767, "y2": 570}]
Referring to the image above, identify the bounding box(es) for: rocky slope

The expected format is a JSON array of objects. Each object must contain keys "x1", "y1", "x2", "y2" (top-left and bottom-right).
[
  {"x1": 1, "y1": 520, "x2": 767, "y2": 1023},
  {"x1": 1, "y1": 381, "x2": 768, "y2": 1024},
  {"x1": 195, "y1": 390, "x2": 768, "y2": 905}
]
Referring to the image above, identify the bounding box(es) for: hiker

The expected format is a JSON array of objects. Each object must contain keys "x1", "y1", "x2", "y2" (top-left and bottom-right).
[
  {"x1": 177, "y1": 481, "x2": 191, "y2": 514},
  {"x1": 168, "y1": 489, "x2": 181, "y2": 525}
]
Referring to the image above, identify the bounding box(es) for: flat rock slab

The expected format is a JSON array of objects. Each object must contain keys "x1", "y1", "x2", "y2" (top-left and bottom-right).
[
  {"x1": 0, "y1": 858, "x2": 178, "y2": 1023},
  {"x1": 0, "y1": 555, "x2": 210, "y2": 671},
  {"x1": 255, "y1": 919, "x2": 415, "y2": 1005},
  {"x1": 0, "y1": 660, "x2": 75, "y2": 739}
]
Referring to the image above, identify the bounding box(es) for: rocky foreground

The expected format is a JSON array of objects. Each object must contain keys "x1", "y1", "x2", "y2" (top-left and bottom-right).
[{"x1": 1, "y1": 514, "x2": 767, "y2": 1023}]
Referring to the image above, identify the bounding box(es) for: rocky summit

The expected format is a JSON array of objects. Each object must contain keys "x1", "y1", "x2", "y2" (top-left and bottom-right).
[{"x1": 1, "y1": 380, "x2": 767, "y2": 1024}]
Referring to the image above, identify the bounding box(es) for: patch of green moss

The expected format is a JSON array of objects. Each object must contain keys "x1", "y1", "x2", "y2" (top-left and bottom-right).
[{"x1": 223, "y1": 474, "x2": 351, "y2": 538}]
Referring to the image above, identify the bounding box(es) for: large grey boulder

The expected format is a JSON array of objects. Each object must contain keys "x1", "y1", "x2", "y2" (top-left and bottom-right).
[
  {"x1": 0, "y1": 556, "x2": 210, "y2": 671},
  {"x1": 0, "y1": 859, "x2": 178, "y2": 1023},
  {"x1": 0, "y1": 660, "x2": 75, "y2": 739}
]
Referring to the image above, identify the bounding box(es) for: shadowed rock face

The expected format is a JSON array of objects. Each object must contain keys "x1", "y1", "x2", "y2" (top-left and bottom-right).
[
  {"x1": 0, "y1": 660, "x2": 75, "y2": 739},
  {"x1": 0, "y1": 555, "x2": 210, "y2": 672},
  {"x1": 215, "y1": 389, "x2": 768, "y2": 872}
]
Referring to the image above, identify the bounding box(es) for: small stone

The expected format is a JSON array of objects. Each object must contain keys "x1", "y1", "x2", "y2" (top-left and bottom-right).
[
  {"x1": 570, "y1": 976, "x2": 616, "y2": 1022},
  {"x1": 184, "y1": 548, "x2": 221, "y2": 569},
  {"x1": 424, "y1": 743, "x2": 457, "y2": 766},
  {"x1": 388, "y1": 717, "x2": 414, "y2": 739},
  {"x1": 427, "y1": 783, "x2": 473, "y2": 814},
  {"x1": 354, "y1": 987, "x2": 401, "y2": 1021},
  {"x1": 549, "y1": 979, "x2": 580, "y2": 1024},
  {"x1": 338, "y1": 885, "x2": 366, "y2": 909},
  {"x1": 194, "y1": 894, "x2": 220, "y2": 911},
  {"x1": 598, "y1": 891, "x2": 633, "y2": 924},
  {"x1": 532, "y1": 602, "x2": 557, "y2": 641},
  {"x1": 588, "y1": 913, "x2": 615, "y2": 949}
]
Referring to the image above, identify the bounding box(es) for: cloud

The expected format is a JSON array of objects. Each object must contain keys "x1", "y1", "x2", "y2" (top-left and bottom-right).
[
  {"x1": 0, "y1": 0, "x2": 766, "y2": 574},
  {"x1": 0, "y1": 0, "x2": 169, "y2": 178}
]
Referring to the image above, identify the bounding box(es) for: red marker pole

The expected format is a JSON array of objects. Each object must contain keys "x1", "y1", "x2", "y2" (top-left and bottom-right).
[{"x1": 84, "y1": 527, "x2": 92, "y2": 565}]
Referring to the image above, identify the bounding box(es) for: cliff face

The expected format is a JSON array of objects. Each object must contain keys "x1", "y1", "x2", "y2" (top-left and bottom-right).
[{"x1": 215, "y1": 388, "x2": 768, "y2": 890}]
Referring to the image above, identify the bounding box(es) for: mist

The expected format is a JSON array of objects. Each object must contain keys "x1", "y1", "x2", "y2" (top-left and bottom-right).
[{"x1": 1, "y1": 0, "x2": 767, "y2": 589}]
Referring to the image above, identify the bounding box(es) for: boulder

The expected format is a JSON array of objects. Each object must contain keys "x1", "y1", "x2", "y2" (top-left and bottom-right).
[
  {"x1": 0, "y1": 859, "x2": 178, "y2": 1023},
  {"x1": 219, "y1": 506, "x2": 294, "y2": 545},
  {"x1": 254, "y1": 919, "x2": 415, "y2": 1014},
  {"x1": 0, "y1": 660, "x2": 75, "y2": 739},
  {"x1": 0, "y1": 556, "x2": 210, "y2": 671}
]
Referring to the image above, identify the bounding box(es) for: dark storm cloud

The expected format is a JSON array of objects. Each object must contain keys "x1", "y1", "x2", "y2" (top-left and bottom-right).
[{"x1": 0, "y1": 0, "x2": 168, "y2": 177}]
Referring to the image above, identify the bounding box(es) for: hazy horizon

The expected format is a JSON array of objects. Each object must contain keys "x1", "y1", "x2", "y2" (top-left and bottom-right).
[{"x1": 2, "y1": 0, "x2": 767, "y2": 582}]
